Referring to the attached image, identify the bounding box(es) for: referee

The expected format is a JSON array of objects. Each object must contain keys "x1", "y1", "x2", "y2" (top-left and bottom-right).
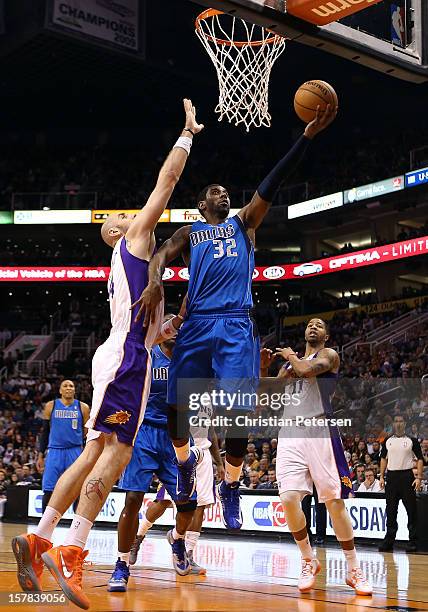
[{"x1": 378, "y1": 414, "x2": 423, "y2": 553}]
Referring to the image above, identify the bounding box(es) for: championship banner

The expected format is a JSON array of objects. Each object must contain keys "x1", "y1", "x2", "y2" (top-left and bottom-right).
[
  {"x1": 1, "y1": 236, "x2": 426, "y2": 282},
  {"x1": 50, "y1": 0, "x2": 139, "y2": 52}
]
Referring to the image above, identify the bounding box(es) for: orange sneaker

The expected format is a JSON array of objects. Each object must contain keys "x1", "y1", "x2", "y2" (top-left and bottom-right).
[
  {"x1": 42, "y1": 545, "x2": 90, "y2": 610},
  {"x1": 12, "y1": 533, "x2": 52, "y2": 592}
]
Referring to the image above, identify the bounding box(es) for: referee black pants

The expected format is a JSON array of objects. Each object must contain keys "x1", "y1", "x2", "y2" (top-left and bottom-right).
[
  {"x1": 302, "y1": 487, "x2": 327, "y2": 539},
  {"x1": 385, "y1": 469, "x2": 417, "y2": 544}
]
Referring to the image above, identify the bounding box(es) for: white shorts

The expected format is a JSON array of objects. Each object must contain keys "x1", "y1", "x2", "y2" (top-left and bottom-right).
[
  {"x1": 86, "y1": 332, "x2": 152, "y2": 446},
  {"x1": 276, "y1": 426, "x2": 350, "y2": 503},
  {"x1": 196, "y1": 448, "x2": 216, "y2": 507}
]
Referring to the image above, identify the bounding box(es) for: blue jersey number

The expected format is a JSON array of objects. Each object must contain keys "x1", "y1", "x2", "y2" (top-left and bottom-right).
[{"x1": 213, "y1": 238, "x2": 237, "y2": 259}]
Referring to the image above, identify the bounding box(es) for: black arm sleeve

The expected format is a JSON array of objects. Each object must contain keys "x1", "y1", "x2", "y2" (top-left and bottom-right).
[
  {"x1": 257, "y1": 134, "x2": 310, "y2": 202},
  {"x1": 38, "y1": 420, "x2": 50, "y2": 453},
  {"x1": 412, "y1": 437, "x2": 423, "y2": 460},
  {"x1": 380, "y1": 439, "x2": 389, "y2": 459}
]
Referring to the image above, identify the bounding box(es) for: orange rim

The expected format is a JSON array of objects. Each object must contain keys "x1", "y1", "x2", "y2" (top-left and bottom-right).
[{"x1": 195, "y1": 8, "x2": 282, "y2": 47}]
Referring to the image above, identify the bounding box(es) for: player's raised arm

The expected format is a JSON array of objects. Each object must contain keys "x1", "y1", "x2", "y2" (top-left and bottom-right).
[
  {"x1": 131, "y1": 225, "x2": 191, "y2": 325},
  {"x1": 238, "y1": 104, "x2": 337, "y2": 230},
  {"x1": 125, "y1": 100, "x2": 203, "y2": 253},
  {"x1": 274, "y1": 346, "x2": 339, "y2": 378}
]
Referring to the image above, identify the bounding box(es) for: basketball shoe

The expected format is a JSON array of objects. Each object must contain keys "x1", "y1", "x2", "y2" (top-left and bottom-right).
[
  {"x1": 188, "y1": 551, "x2": 206, "y2": 575},
  {"x1": 346, "y1": 567, "x2": 373, "y2": 595},
  {"x1": 108, "y1": 559, "x2": 130, "y2": 592},
  {"x1": 42, "y1": 545, "x2": 90, "y2": 610},
  {"x1": 12, "y1": 533, "x2": 52, "y2": 592},
  {"x1": 175, "y1": 446, "x2": 202, "y2": 502},
  {"x1": 129, "y1": 535, "x2": 145, "y2": 565},
  {"x1": 217, "y1": 481, "x2": 243, "y2": 529},
  {"x1": 167, "y1": 530, "x2": 190, "y2": 575},
  {"x1": 298, "y1": 558, "x2": 321, "y2": 592}
]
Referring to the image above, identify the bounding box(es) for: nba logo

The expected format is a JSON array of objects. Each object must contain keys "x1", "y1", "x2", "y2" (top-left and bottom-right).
[
  {"x1": 271, "y1": 502, "x2": 287, "y2": 527},
  {"x1": 391, "y1": 5, "x2": 405, "y2": 47}
]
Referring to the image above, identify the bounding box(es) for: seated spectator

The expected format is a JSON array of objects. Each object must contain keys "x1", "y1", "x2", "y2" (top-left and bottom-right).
[
  {"x1": 352, "y1": 464, "x2": 365, "y2": 491},
  {"x1": 246, "y1": 470, "x2": 262, "y2": 490},
  {"x1": 357, "y1": 467, "x2": 382, "y2": 493},
  {"x1": 370, "y1": 441, "x2": 381, "y2": 463},
  {"x1": 258, "y1": 467, "x2": 277, "y2": 489}
]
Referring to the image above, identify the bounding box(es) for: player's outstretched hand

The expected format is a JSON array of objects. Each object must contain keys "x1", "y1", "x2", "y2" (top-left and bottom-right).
[
  {"x1": 131, "y1": 281, "x2": 164, "y2": 327},
  {"x1": 183, "y1": 98, "x2": 204, "y2": 134},
  {"x1": 274, "y1": 347, "x2": 297, "y2": 361},
  {"x1": 260, "y1": 348, "x2": 274, "y2": 371},
  {"x1": 304, "y1": 103, "x2": 337, "y2": 139}
]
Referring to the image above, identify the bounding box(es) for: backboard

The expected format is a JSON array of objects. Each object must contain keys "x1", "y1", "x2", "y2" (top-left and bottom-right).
[{"x1": 191, "y1": 0, "x2": 428, "y2": 82}]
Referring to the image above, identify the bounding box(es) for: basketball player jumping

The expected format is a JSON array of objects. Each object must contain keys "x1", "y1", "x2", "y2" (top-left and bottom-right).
[
  {"x1": 37, "y1": 380, "x2": 89, "y2": 512},
  {"x1": 133, "y1": 104, "x2": 337, "y2": 530},
  {"x1": 12, "y1": 99, "x2": 204, "y2": 610},
  {"x1": 272, "y1": 318, "x2": 372, "y2": 595}
]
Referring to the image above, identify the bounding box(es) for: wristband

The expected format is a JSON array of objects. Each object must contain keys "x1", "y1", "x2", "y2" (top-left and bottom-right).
[
  {"x1": 184, "y1": 128, "x2": 195, "y2": 136},
  {"x1": 174, "y1": 136, "x2": 192, "y2": 155},
  {"x1": 160, "y1": 317, "x2": 178, "y2": 340}
]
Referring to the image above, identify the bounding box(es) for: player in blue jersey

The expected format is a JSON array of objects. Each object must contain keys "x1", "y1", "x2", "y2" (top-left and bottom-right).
[
  {"x1": 133, "y1": 104, "x2": 337, "y2": 530},
  {"x1": 107, "y1": 316, "x2": 200, "y2": 588},
  {"x1": 37, "y1": 380, "x2": 90, "y2": 513}
]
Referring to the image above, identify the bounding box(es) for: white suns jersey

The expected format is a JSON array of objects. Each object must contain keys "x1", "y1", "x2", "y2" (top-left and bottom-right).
[
  {"x1": 282, "y1": 352, "x2": 338, "y2": 420},
  {"x1": 107, "y1": 237, "x2": 163, "y2": 347},
  {"x1": 190, "y1": 400, "x2": 213, "y2": 450}
]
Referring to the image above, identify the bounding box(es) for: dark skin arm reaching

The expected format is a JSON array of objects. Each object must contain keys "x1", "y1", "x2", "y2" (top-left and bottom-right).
[
  {"x1": 131, "y1": 225, "x2": 191, "y2": 326},
  {"x1": 238, "y1": 104, "x2": 337, "y2": 231}
]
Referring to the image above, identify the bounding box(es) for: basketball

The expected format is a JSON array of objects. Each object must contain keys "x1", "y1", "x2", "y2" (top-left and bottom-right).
[{"x1": 294, "y1": 80, "x2": 338, "y2": 123}]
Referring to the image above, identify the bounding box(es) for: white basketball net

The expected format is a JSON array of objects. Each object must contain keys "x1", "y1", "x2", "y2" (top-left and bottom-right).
[{"x1": 195, "y1": 10, "x2": 286, "y2": 131}]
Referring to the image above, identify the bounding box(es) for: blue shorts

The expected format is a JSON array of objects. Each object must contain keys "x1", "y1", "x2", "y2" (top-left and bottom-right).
[
  {"x1": 42, "y1": 446, "x2": 82, "y2": 492},
  {"x1": 119, "y1": 422, "x2": 178, "y2": 498},
  {"x1": 167, "y1": 311, "x2": 260, "y2": 411}
]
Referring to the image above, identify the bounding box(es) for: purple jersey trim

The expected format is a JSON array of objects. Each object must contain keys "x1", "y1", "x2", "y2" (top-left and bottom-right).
[
  {"x1": 120, "y1": 238, "x2": 150, "y2": 337},
  {"x1": 93, "y1": 335, "x2": 150, "y2": 445}
]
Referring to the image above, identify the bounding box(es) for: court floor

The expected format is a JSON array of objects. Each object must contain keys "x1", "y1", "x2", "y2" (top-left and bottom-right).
[{"x1": 1, "y1": 522, "x2": 428, "y2": 611}]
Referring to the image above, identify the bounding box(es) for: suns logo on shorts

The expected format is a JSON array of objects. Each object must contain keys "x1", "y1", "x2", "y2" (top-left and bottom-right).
[
  {"x1": 341, "y1": 476, "x2": 353, "y2": 489},
  {"x1": 104, "y1": 410, "x2": 131, "y2": 425}
]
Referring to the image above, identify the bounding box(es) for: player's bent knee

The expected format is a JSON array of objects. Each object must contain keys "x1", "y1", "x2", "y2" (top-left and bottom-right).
[
  {"x1": 325, "y1": 498, "x2": 345, "y2": 515},
  {"x1": 176, "y1": 500, "x2": 197, "y2": 513},
  {"x1": 124, "y1": 491, "x2": 144, "y2": 511},
  {"x1": 225, "y1": 435, "x2": 248, "y2": 459},
  {"x1": 280, "y1": 491, "x2": 304, "y2": 506}
]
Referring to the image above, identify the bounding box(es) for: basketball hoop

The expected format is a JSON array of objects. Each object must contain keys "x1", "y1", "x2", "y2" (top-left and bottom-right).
[{"x1": 195, "y1": 9, "x2": 286, "y2": 131}]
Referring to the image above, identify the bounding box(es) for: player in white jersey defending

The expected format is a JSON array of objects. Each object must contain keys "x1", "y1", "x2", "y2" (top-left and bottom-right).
[
  {"x1": 12, "y1": 99, "x2": 204, "y2": 610},
  {"x1": 269, "y1": 318, "x2": 372, "y2": 596}
]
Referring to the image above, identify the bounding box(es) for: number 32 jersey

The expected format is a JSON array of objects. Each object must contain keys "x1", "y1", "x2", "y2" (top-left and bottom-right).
[{"x1": 186, "y1": 215, "x2": 254, "y2": 314}]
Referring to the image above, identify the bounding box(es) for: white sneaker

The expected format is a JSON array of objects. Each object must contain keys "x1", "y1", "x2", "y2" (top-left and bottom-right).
[
  {"x1": 298, "y1": 558, "x2": 321, "y2": 592},
  {"x1": 346, "y1": 567, "x2": 373, "y2": 595}
]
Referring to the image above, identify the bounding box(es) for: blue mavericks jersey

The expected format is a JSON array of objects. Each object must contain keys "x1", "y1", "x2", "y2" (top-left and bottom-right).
[
  {"x1": 48, "y1": 399, "x2": 83, "y2": 449},
  {"x1": 186, "y1": 215, "x2": 254, "y2": 314},
  {"x1": 143, "y1": 345, "x2": 170, "y2": 427}
]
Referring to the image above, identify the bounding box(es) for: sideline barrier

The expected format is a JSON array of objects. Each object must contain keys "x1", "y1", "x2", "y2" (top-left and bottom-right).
[{"x1": 3, "y1": 487, "x2": 428, "y2": 548}]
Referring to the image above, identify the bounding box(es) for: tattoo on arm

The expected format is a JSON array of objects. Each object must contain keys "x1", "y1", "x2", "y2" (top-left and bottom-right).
[{"x1": 85, "y1": 478, "x2": 106, "y2": 501}]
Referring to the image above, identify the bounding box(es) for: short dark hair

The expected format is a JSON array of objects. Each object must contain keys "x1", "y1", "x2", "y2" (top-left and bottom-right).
[
  {"x1": 307, "y1": 318, "x2": 330, "y2": 334},
  {"x1": 197, "y1": 184, "x2": 219, "y2": 209},
  {"x1": 364, "y1": 467, "x2": 375, "y2": 476}
]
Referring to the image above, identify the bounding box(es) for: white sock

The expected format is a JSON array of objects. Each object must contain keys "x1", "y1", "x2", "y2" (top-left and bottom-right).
[
  {"x1": 185, "y1": 530, "x2": 200, "y2": 553},
  {"x1": 172, "y1": 527, "x2": 185, "y2": 540},
  {"x1": 225, "y1": 460, "x2": 242, "y2": 484},
  {"x1": 118, "y1": 551, "x2": 130, "y2": 564},
  {"x1": 174, "y1": 442, "x2": 190, "y2": 464},
  {"x1": 63, "y1": 515, "x2": 93, "y2": 549},
  {"x1": 34, "y1": 506, "x2": 61, "y2": 542},
  {"x1": 343, "y1": 548, "x2": 359, "y2": 571},
  {"x1": 295, "y1": 535, "x2": 314, "y2": 560},
  {"x1": 137, "y1": 517, "x2": 153, "y2": 537}
]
